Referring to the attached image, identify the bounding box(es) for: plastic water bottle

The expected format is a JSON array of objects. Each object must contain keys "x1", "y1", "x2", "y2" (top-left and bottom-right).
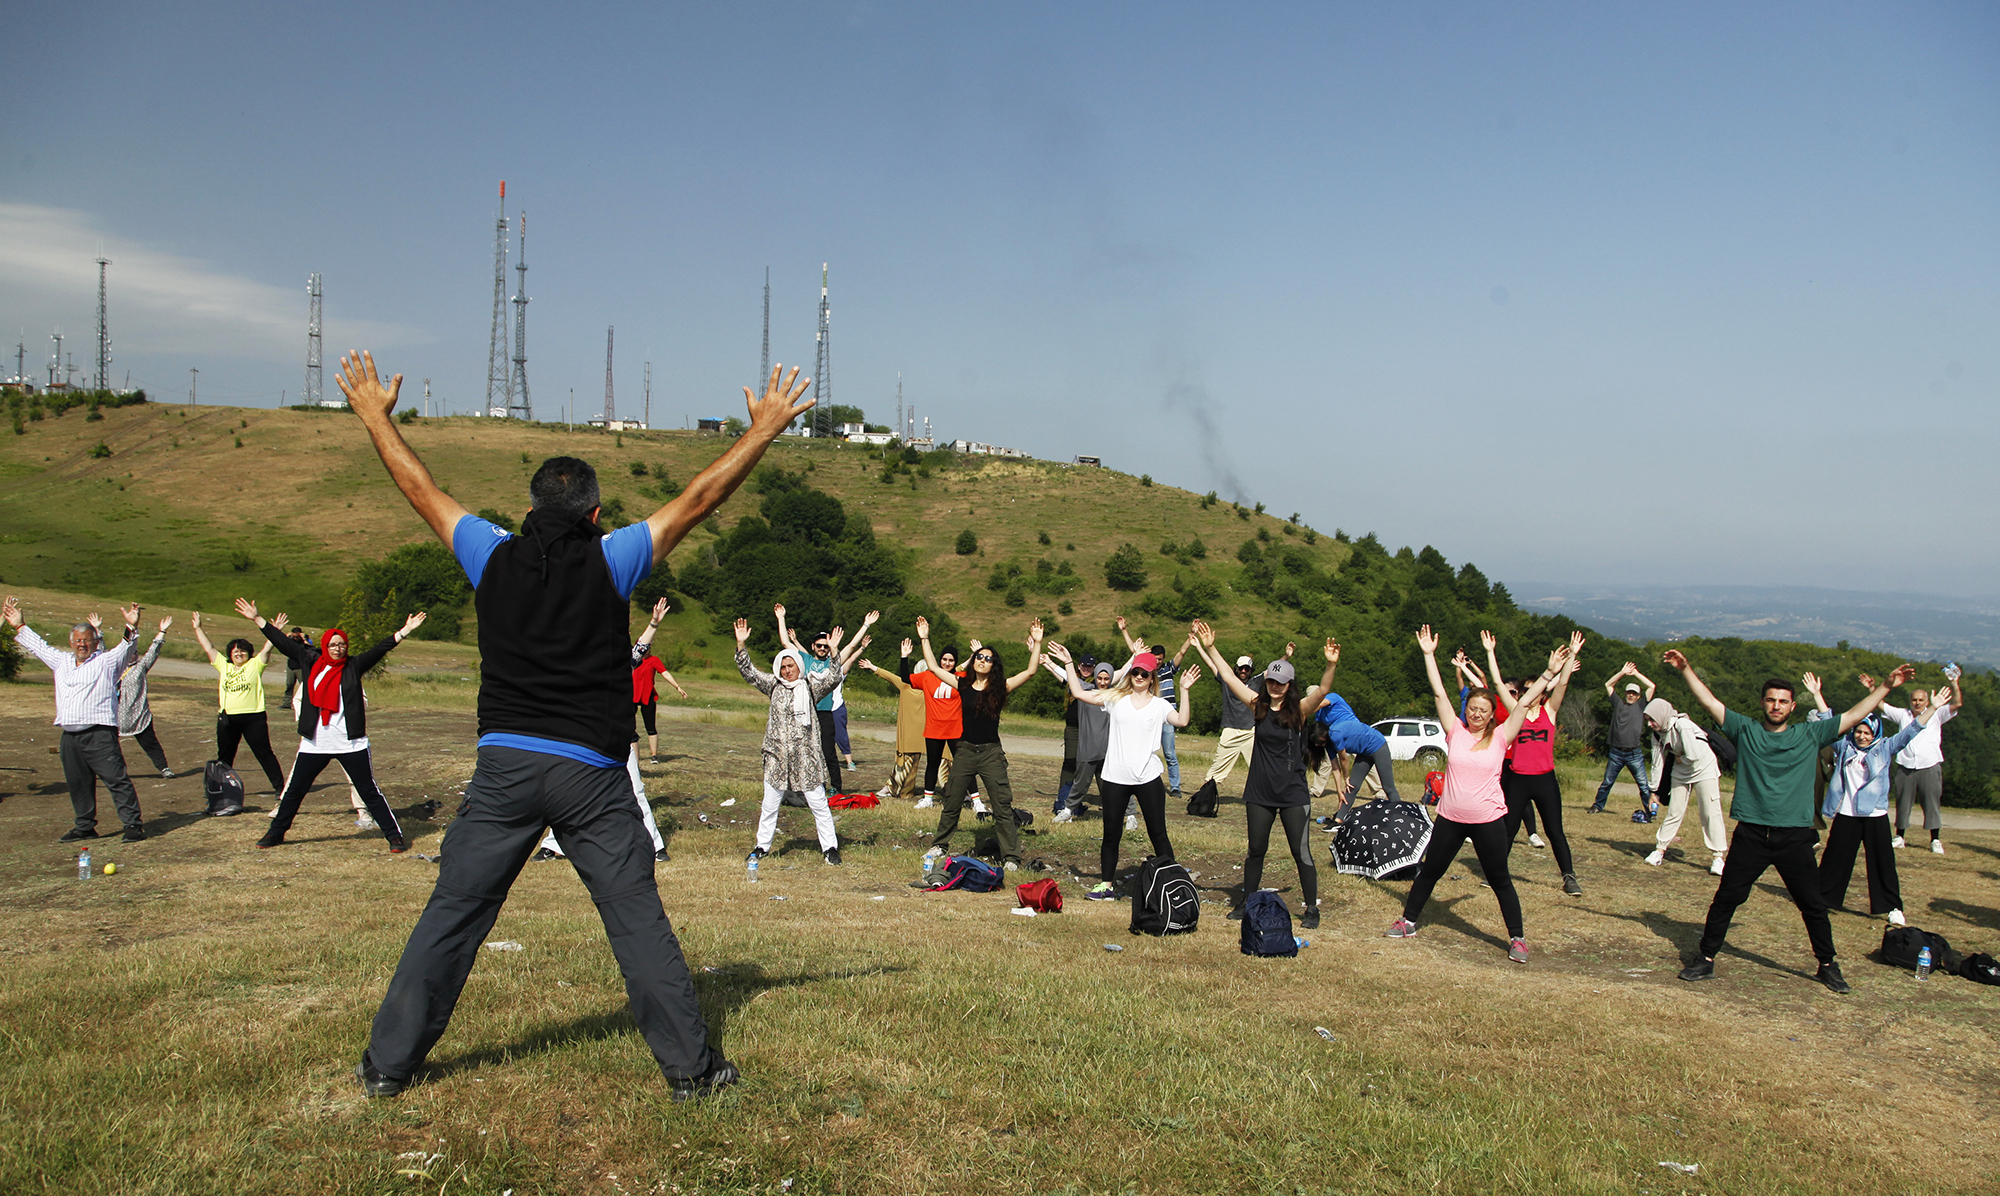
[
  {"x1": 922, "y1": 852, "x2": 938, "y2": 884},
  {"x1": 78, "y1": 849, "x2": 91, "y2": 880},
  {"x1": 1917, "y1": 945, "x2": 1932, "y2": 982},
  {"x1": 746, "y1": 852, "x2": 760, "y2": 884}
]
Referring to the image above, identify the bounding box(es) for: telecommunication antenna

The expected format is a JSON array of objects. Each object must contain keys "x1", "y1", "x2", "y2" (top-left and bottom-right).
[
  {"x1": 94, "y1": 252, "x2": 112, "y2": 391},
  {"x1": 188, "y1": 367, "x2": 198, "y2": 408},
  {"x1": 509, "y1": 212, "x2": 532, "y2": 419},
  {"x1": 812, "y1": 263, "x2": 831, "y2": 437},
  {"x1": 895, "y1": 373, "x2": 903, "y2": 443},
  {"x1": 643, "y1": 360, "x2": 652, "y2": 429},
  {"x1": 305, "y1": 272, "x2": 323, "y2": 406},
  {"x1": 485, "y1": 181, "x2": 512, "y2": 415},
  {"x1": 759, "y1": 266, "x2": 770, "y2": 388},
  {"x1": 49, "y1": 329, "x2": 62, "y2": 388},
  {"x1": 14, "y1": 336, "x2": 25, "y2": 389},
  {"x1": 603, "y1": 326, "x2": 615, "y2": 424},
  {"x1": 423, "y1": 378, "x2": 433, "y2": 418}
]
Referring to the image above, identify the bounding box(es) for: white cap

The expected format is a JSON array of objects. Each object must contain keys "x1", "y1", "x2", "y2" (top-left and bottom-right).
[{"x1": 1235, "y1": 655, "x2": 1254, "y2": 668}]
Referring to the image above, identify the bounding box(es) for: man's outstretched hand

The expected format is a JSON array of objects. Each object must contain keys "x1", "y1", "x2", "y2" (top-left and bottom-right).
[
  {"x1": 336, "y1": 351, "x2": 403, "y2": 422},
  {"x1": 743, "y1": 365, "x2": 814, "y2": 437}
]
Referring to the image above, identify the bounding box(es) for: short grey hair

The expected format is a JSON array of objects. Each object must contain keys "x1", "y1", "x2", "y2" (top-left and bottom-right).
[{"x1": 69, "y1": 622, "x2": 99, "y2": 642}]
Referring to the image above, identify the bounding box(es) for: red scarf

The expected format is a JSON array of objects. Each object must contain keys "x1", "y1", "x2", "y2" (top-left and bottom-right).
[{"x1": 307, "y1": 628, "x2": 350, "y2": 726}]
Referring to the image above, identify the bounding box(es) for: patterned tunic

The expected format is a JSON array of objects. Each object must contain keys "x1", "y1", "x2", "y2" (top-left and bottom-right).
[{"x1": 738, "y1": 647, "x2": 844, "y2": 791}]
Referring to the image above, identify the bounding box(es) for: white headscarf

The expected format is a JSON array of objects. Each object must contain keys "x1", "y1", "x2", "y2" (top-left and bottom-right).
[{"x1": 772, "y1": 649, "x2": 813, "y2": 726}]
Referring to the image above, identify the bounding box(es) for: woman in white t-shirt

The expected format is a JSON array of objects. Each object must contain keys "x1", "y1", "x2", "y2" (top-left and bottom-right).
[{"x1": 1046, "y1": 641, "x2": 1200, "y2": 901}]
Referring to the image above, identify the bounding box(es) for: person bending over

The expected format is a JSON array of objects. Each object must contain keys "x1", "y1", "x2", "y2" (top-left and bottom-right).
[{"x1": 1667, "y1": 650, "x2": 1910, "y2": 994}]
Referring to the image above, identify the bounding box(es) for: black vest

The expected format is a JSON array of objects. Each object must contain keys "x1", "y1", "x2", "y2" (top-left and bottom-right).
[{"x1": 473, "y1": 509, "x2": 632, "y2": 760}]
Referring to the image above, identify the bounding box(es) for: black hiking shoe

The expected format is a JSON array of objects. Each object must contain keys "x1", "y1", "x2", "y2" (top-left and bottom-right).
[
  {"x1": 1300, "y1": 906, "x2": 1321, "y2": 930},
  {"x1": 354, "y1": 1051, "x2": 406, "y2": 1098},
  {"x1": 670, "y1": 1057, "x2": 741, "y2": 1102},
  {"x1": 59, "y1": 828, "x2": 100, "y2": 843},
  {"x1": 1225, "y1": 906, "x2": 1245, "y2": 921},
  {"x1": 1562, "y1": 873, "x2": 1582, "y2": 896},
  {"x1": 654, "y1": 849, "x2": 670, "y2": 863},
  {"x1": 1815, "y1": 962, "x2": 1851, "y2": 994},
  {"x1": 823, "y1": 847, "x2": 842, "y2": 865},
  {"x1": 122, "y1": 825, "x2": 146, "y2": 842},
  {"x1": 1678, "y1": 958, "x2": 1715, "y2": 982}
]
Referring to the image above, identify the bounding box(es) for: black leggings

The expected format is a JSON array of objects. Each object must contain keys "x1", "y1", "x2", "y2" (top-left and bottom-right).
[
  {"x1": 267, "y1": 749, "x2": 403, "y2": 842},
  {"x1": 1402, "y1": 813, "x2": 1523, "y2": 940},
  {"x1": 1244, "y1": 803, "x2": 1317, "y2": 909},
  {"x1": 1502, "y1": 769, "x2": 1574, "y2": 875},
  {"x1": 127, "y1": 724, "x2": 171, "y2": 772},
  {"x1": 1346, "y1": 745, "x2": 1402, "y2": 802},
  {"x1": 1098, "y1": 777, "x2": 1173, "y2": 880},
  {"x1": 217, "y1": 711, "x2": 287, "y2": 793},
  {"x1": 924, "y1": 737, "x2": 948, "y2": 792},
  {"x1": 636, "y1": 700, "x2": 657, "y2": 737}
]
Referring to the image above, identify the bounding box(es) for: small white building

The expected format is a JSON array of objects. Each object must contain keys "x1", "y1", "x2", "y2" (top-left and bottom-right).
[
  {"x1": 587, "y1": 417, "x2": 647, "y2": 431},
  {"x1": 846, "y1": 431, "x2": 894, "y2": 446},
  {"x1": 951, "y1": 439, "x2": 1032, "y2": 460}
]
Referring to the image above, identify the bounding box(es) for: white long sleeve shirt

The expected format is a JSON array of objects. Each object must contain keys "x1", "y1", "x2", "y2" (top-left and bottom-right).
[
  {"x1": 16, "y1": 625, "x2": 136, "y2": 730},
  {"x1": 1879, "y1": 703, "x2": 1956, "y2": 771}
]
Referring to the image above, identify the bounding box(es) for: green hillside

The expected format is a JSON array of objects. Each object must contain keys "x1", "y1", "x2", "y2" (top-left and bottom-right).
[{"x1": 1, "y1": 395, "x2": 1991, "y2": 805}]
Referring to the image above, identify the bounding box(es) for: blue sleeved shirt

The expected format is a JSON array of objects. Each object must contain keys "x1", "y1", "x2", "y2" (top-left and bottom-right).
[{"x1": 451, "y1": 514, "x2": 655, "y2": 768}]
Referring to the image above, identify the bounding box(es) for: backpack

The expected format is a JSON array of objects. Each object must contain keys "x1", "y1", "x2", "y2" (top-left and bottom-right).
[
  {"x1": 827, "y1": 793, "x2": 880, "y2": 810},
  {"x1": 1238, "y1": 890, "x2": 1297, "y2": 958},
  {"x1": 929, "y1": 855, "x2": 1002, "y2": 893},
  {"x1": 1016, "y1": 878, "x2": 1063, "y2": 912},
  {"x1": 1880, "y1": 925, "x2": 1962, "y2": 974},
  {"x1": 1185, "y1": 779, "x2": 1219, "y2": 818},
  {"x1": 1129, "y1": 856, "x2": 1200, "y2": 936},
  {"x1": 1423, "y1": 771, "x2": 1445, "y2": 804},
  {"x1": 1702, "y1": 724, "x2": 1738, "y2": 771},
  {"x1": 203, "y1": 761, "x2": 245, "y2": 817},
  {"x1": 1959, "y1": 953, "x2": 2000, "y2": 986}
]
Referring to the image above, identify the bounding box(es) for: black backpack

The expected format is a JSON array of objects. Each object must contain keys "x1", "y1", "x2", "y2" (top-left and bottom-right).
[
  {"x1": 1702, "y1": 724, "x2": 1738, "y2": 771},
  {"x1": 203, "y1": 761, "x2": 245, "y2": 817},
  {"x1": 1239, "y1": 890, "x2": 1297, "y2": 957},
  {"x1": 1959, "y1": 953, "x2": 2000, "y2": 986},
  {"x1": 1185, "y1": 779, "x2": 1219, "y2": 818},
  {"x1": 1880, "y1": 925, "x2": 1961, "y2": 974},
  {"x1": 1129, "y1": 857, "x2": 1200, "y2": 936}
]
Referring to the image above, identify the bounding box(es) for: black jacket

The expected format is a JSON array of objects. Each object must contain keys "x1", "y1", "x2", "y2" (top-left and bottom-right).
[{"x1": 261, "y1": 623, "x2": 403, "y2": 742}]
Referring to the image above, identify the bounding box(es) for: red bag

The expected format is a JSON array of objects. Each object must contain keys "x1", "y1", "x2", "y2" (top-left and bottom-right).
[
  {"x1": 1016, "y1": 878, "x2": 1063, "y2": 912},
  {"x1": 1424, "y1": 770, "x2": 1446, "y2": 804},
  {"x1": 827, "y1": 793, "x2": 881, "y2": 810}
]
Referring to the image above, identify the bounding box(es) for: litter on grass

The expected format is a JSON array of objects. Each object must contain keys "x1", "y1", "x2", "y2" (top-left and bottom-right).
[
  {"x1": 870, "y1": 895, "x2": 886, "y2": 901},
  {"x1": 1103, "y1": 944, "x2": 1124, "y2": 952},
  {"x1": 770, "y1": 895, "x2": 789, "y2": 901},
  {"x1": 1315, "y1": 1027, "x2": 1336, "y2": 1041},
  {"x1": 720, "y1": 798, "x2": 737, "y2": 806},
  {"x1": 484, "y1": 941, "x2": 523, "y2": 952},
  {"x1": 1011, "y1": 907, "x2": 1037, "y2": 917},
  {"x1": 1658, "y1": 1162, "x2": 1700, "y2": 1174}
]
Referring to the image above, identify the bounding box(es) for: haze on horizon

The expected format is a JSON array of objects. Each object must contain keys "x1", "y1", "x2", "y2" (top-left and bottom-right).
[{"x1": 1, "y1": 2, "x2": 1994, "y2": 596}]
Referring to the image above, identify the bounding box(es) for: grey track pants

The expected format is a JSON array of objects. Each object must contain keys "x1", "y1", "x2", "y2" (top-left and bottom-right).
[
  {"x1": 61, "y1": 726, "x2": 142, "y2": 833},
  {"x1": 367, "y1": 746, "x2": 715, "y2": 1083}
]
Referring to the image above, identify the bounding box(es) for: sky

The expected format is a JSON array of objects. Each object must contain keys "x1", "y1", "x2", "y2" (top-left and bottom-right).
[{"x1": 3, "y1": 1, "x2": 1996, "y2": 595}]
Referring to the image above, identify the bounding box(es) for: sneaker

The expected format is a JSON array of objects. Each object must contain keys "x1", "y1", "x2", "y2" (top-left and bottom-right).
[
  {"x1": 1170, "y1": 789, "x2": 1182, "y2": 800},
  {"x1": 823, "y1": 847, "x2": 842, "y2": 865},
  {"x1": 1508, "y1": 938, "x2": 1529, "y2": 964},
  {"x1": 387, "y1": 836, "x2": 408, "y2": 854},
  {"x1": 971, "y1": 796, "x2": 989, "y2": 814},
  {"x1": 256, "y1": 832, "x2": 284, "y2": 849},
  {"x1": 1891, "y1": 834, "x2": 1906, "y2": 848},
  {"x1": 914, "y1": 795, "x2": 935, "y2": 810},
  {"x1": 1051, "y1": 807, "x2": 1075, "y2": 824},
  {"x1": 1225, "y1": 906, "x2": 1246, "y2": 921},
  {"x1": 654, "y1": 849, "x2": 670, "y2": 863},
  {"x1": 1384, "y1": 917, "x2": 1418, "y2": 939},
  {"x1": 1586, "y1": 804, "x2": 1606, "y2": 815},
  {"x1": 158, "y1": 768, "x2": 177, "y2": 779},
  {"x1": 1528, "y1": 832, "x2": 1546, "y2": 849},
  {"x1": 1886, "y1": 908, "x2": 1906, "y2": 926},
  {"x1": 355, "y1": 815, "x2": 377, "y2": 830},
  {"x1": 1124, "y1": 813, "x2": 1137, "y2": 831},
  {"x1": 58, "y1": 828, "x2": 100, "y2": 843},
  {"x1": 1300, "y1": 906, "x2": 1321, "y2": 930},
  {"x1": 533, "y1": 847, "x2": 562, "y2": 862},
  {"x1": 1932, "y1": 840, "x2": 1945, "y2": 855},
  {"x1": 1710, "y1": 856, "x2": 1727, "y2": 876},
  {"x1": 874, "y1": 785, "x2": 893, "y2": 799},
  {"x1": 1562, "y1": 873, "x2": 1582, "y2": 896},
  {"x1": 1815, "y1": 962, "x2": 1851, "y2": 994},
  {"x1": 1086, "y1": 882, "x2": 1117, "y2": 901},
  {"x1": 747, "y1": 846, "x2": 769, "y2": 861},
  {"x1": 1678, "y1": 958, "x2": 1715, "y2": 982},
  {"x1": 1645, "y1": 849, "x2": 1666, "y2": 867},
  {"x1": 354, "y1": 1051, "x2": 406, "y2": 1098},
  {"x1": 1003, "y1": 861, "x2": 1018, "y2": 874},
  {"x1": 120, "y1": 824, "x2": 146, "y2": 842},
  {"x1": 669, "y1": 1057, "x2": 741, "y2": 1103}
]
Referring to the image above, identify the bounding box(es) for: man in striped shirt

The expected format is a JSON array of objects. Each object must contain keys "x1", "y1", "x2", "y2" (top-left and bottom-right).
[{"x1": 3, "y1": 597, "x2": 147, "y2": 843}]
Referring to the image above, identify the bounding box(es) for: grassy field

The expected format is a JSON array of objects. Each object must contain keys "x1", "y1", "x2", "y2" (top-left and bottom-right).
[{"x1": 3, "y1": 670, "x2": 1998, "y2": 1195}]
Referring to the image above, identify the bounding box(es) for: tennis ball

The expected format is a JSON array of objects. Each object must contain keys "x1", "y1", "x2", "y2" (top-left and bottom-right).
[{"x1": 103, "y1": 863, "x2": 118, "y2": 875}]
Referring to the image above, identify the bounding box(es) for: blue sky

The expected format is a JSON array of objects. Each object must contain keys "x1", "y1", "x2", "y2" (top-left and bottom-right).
[{"x1": 3, "y1": 2, "x2": 1995, "y2": 594}]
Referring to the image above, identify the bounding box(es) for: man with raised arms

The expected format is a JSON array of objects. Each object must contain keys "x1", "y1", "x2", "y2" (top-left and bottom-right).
[{"x1": 337, "y1": 350, "x2": 812, "y2": 1100}]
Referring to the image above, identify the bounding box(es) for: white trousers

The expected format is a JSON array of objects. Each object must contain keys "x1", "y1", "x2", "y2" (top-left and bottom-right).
[
  {"x1": 540, "y1": 746, "x2": 664, "y2": 855},
  {"x1": 757, "y1": 782, "x2": 838, "y2": 852},
  {"x1": 1655, "y1": 775, "x2": 1727, "y2": 856}
]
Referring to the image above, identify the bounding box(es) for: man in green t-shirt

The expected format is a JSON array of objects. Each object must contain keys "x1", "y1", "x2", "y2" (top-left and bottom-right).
[{"x1": 1664, "y1": 649, "x2": 1912, "y2": 994}]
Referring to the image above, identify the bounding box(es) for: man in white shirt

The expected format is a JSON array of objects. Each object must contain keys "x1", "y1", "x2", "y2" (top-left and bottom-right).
[
  {"x1": 1879, "y1": 666, "x2": 1964, "y2": 854},
  {"x1": 3, "y1": 597, "x2": 146, "y2": 842}
]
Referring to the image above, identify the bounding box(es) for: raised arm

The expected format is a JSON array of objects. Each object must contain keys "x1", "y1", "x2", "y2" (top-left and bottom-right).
[
  {"x1": 1299, "y1": 639, "x2": 1339, "y2": 717},
  {"x1": 1661, "y1": 650, "x2": 1727, "y2": 725},
  {"x1": 1542, "y1": 631, "x2": 1586, "y2": 719},
  {"x1": 1631, "y1": 665, "x2": 1658, "y2": 702},
  {"x1": 1045, "y1": 642, "x2": 1110, "y2": 705},
  {"x1": 1800, "y1": 672, "x2": 1832, "y2": 715},
  {"x1": 337, "y1": 352, "x2": 473, "y2": 546},
  {"x1": 914, "y1": 617, "x2": 957, "y2": 691},
  {"x1": 1165, "y1": 664, "x2": 1202, "y2": 728},
  {"x1": 643, "y1": 365, "x2": 815, "y2": 566},
  {"x1": 1480, "y1": 630, "x2": 1508, "y2": 696},
  {"x1": 1114, "y1": 614, "x2": 1143, "y2": 656},
  {"x1": 235, "y1": 599, "x2": 282, "y2": 665},
  {"x1": 189, "y1": 608, "x2": 219, "y2": 662},
  {"x1": 1201, "y1": 621, "x2": 1260, "y2": 707},
  {"x1": 772, "y1": 604, "x2": 804, "y2": 654},
  {"x1": 1416, "y1": 625, "x2": 1460, "y2": 727},
  {"x1": 1003, "y1": 620, "x2": 1047, "y2": 691},
  {"x1": 1836, "y1": 664, "x2": 1912, "y2": 736},
  {"x1": 733, "y1": 618, "x2": 777, "y2": 694},
  {"x1": 837, "y1": 612, "x2": 880, "y2": 669},
  {"x1": 635, "y1": 596, "x2": 669, "y2": 652},
  {"x1": 1491, "y1": 645, "x2": 1570, "y2": 745},
  {"x1": 1604, "y1": 662, "x2": 1634, "y2": 698}
]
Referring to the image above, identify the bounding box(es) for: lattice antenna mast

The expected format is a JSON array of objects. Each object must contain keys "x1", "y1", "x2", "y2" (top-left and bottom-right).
[
  {"x1": 813, "y1": 263, "x2": 831, "y2": 437},
  {"x1": 759, "y1": 266, "x2": 770, "y2": 388},
  {"x1": 94, "y1": 252, "x2": 111, "y2": 391},
  {"x1": 643, "y1": 360, "x2": 652, "y2": 428},
  {"x1": 509, "y1": 211, "x2": 532, "y2": 419},
  {"x1": 13, "y1": 336, "x2": 24, "y2": 388},
  {"x1": 603, "y1": 326, "x2": 615, "y2": 423},
  {"x1": 423, "y1": 378, "x2": 433, "y2": 417},
  {"x1": 485, "y1": 181, "x2": 512, "y2": 414},
  {"x1": 305, "y1": 272, "x2": 323, "y2": 406},
  {"x1": 49, "y1": 329, "x2": 62, "y2": 387},
  {"x1": 895, "y1": 373, "x2": 903, "y2": 443}
]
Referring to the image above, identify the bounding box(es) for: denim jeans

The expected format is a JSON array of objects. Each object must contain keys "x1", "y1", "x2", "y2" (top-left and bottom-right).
[
  {"x1": 1161, "y1": 723, "x2": 1181, "y2": 792},
  {"x1": 1592, "y1": 746, "x2": 1650, "y2": 808}
]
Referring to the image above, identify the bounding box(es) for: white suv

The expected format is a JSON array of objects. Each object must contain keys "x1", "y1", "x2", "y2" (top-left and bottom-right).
[{"x1": 1372, "y1": 717, "x2": 1448, "y2": 772}]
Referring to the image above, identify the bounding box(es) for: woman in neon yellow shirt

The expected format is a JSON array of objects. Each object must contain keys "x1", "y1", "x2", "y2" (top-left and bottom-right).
[{"x1": 191, "y1": 609, "x2": 287, "y2": 798}]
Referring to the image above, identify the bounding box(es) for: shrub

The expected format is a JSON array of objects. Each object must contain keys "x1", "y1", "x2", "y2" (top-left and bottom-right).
[
  {"x1": 89, "y1": 442, "x2": 111, "y2": 459},
  {"x1": 1004, "y1": 585, "x2": 1026, "y2": 608},
  {"x1": 1037, "y1": 530, "x2": 1051, "y2": 546},
  {"x1": 629, "y1": 461, "x2": 648, "y2": 476},
  {"x1": 398, "y1": 408, "x2": 417, "y2": 424},
  {"x1": 350, "y1": 541, "x2": 472, "y2": 640},
  {"x1": 228, "y1": 550, "x2": 253, "y2": 573},
  {"x1": 1104, "y1": 543, "x2": 1148, "y2": 591},
  {"x1": 1139, "y1": 474, "x2": 1153, "y2": 487},
  {"x1": 955, "y1": 529, "x2": 979, "y2": 555},
  {"x1": 475, "y1": 507, "x2": 516, "y2": 533},
  {"x1": 0, "y1": 624, "x2": 19, "y2": 681},
  {"x1": 1057, "y1": 600, "x2": 1073, "y2": 616},
  {"x1": 631, "y1": 557, "x2": 678, "y2": 613},
  {"x1": 1140, "y1": 573, "x2": 1223, "y2": 621}
]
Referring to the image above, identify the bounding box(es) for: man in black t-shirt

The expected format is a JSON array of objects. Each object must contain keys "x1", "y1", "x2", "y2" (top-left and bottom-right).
[{"x1": 1590, "y1": 663, "x2": 1656, "y2": 813}]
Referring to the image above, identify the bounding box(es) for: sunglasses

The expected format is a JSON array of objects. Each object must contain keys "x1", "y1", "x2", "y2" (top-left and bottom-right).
[
  {"x1": 1129, "y1": 669, "x2": 1153, "y2": 679},
  {"x1": 973, "y1": 653, "x2": 995, "y2": 663}
]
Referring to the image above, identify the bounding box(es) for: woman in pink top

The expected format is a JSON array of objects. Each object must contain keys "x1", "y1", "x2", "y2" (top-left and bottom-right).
[{"x1": 1387, "y1": 625, "x2": 1571, "y2": 964}]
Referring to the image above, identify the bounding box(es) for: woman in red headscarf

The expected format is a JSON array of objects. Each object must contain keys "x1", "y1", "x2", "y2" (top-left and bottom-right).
[{"x1": 234, "y1": 597, "x2": 426, "y2": 851}]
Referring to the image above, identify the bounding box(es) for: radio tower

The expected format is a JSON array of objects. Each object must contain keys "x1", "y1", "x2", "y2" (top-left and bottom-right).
[
  {"x1": 508, "y1": 211, "x2": 532, "y2": 419},
  {"x1": 759, "y1": 267, "x2": 770, "y2": 388},
  {"x1": 895, "y1": 373, "x2": 903, "y2": 444},
  {"x1": 485, "y1": 181, "x2": 512, "y2": 416},
  {"x1": 602, "y1": 326, "x2": 615, "y2": 424},
  {"x1": 94, "y1": 253, "x2": 112, "y2": 392},
  {"x1": 812, "y1": 263, "x2": 832, "y2": 438},
  {"x1": 643, "y1": 360, "x2": 652, "y2": 429},
  {"x1": 305, "y1": 272, "x2": 323, "y2": 406}
]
